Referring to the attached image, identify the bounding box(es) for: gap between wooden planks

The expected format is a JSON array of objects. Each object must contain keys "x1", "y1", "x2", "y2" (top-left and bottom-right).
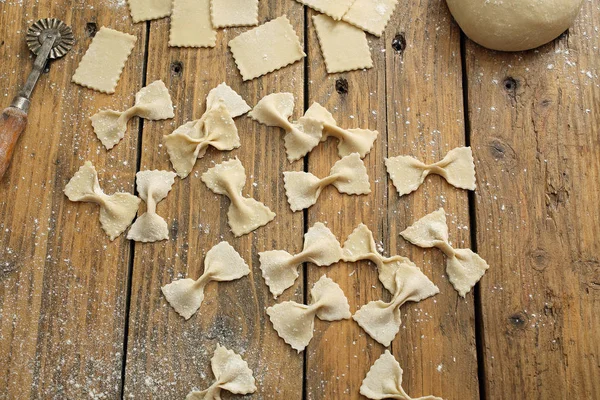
[{"x1": 0, "y1": 0, "x2": 599, "y2": 399}]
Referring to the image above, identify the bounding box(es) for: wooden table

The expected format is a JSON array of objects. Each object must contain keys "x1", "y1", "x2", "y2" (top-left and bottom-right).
[{"x1": 1, "y1": 0, "x2": 598, "y2": 398}]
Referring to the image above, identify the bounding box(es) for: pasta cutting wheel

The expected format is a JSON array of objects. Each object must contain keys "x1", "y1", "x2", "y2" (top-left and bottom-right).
[{"x1": 0, "y1": 18, "x2": 74, "y2": 180}]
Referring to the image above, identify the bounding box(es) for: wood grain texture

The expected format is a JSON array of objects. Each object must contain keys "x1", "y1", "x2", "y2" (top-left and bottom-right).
[
  {"x1": 304, "y1": 8, "x2": 388, "y2": 399},
  {"x1": 122, "y1": 4, "x2": 305, "y2": 398},
  {"x1": 466, "y1": 1, "x2": 600, "y2": 397},
  {"x1": 385, "y1": 1, "x2": 479, "y2": 399},
  {"x1": 0, "y1": 1, "x2": 145, "y2": 398}
]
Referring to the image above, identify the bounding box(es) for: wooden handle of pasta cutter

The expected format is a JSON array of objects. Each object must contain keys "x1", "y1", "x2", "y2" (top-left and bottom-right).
[{"x1": 0, "y1": 106, "x2": 28, "y2": 180}]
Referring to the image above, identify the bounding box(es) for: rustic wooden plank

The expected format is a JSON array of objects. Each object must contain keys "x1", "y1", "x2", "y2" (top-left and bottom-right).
[
  {"x1": 304, "y1": 0, "x2": 480, "y2": 398},
  {"x1": 303, "y1": 8, "x2": 389, "y2": 399},
  {"x1": 123, "y1": 5, "x2": 305, "y2": 399},
  {"x1": 466, "y1": 1, "x2": 600, "y2": 397},
  {"x1": 385, "y1": 1, "x2": 480, "y2": 398},
  {"x1": 0, "y1": 1, "x2": 145, "y2": 398}
]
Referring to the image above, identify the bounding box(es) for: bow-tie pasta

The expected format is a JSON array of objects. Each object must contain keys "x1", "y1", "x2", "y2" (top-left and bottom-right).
[
  {"x1": 353, "y1": 263, "x2": 439, "y2": 347},
  {"x1": 267, "y1": 275, "x2": 351, "y2": 352},
  {"x1": 284, "y1": 152, "x2": 371, "y2": 211},
  {"x1": 386, "y1": 147, "x2": 476, "y2": 197},
  {"x1": 91, "y1": 80, "x2": 174, "y2": 149},
  {"x1": 162, "y1": 241, "x2": 250, "y2": 319},
  {"x1": 259, "y1": 222, "x2": 343, "y2": 298},
  {"x1": 63, "y1": 161, "x2": 140, "y2": 241},
  {"x1": 165, "y1": 83, "x2": 249, "y2": 178},
  {"x1": 400, "y1": 208, "x2": 489, "y2": 297},
  {"x1": 127, "y1": 170, "x2": 176, "y2": 242},
  {"x1": 361, "y1": 350, "x2": 444, "y2": 400},
  {"x1": 186, "y1": 344, "x2": 257, "y2": 400},
  {"x1": 201, "y1": 158, "x2": 276, "y2": 237}
]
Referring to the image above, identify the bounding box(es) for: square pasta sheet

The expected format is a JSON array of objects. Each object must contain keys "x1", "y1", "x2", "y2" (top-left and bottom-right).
[
  {"x1": 211, "y1": 0, "x2": 259, "y2": 28},
  {"x1": 296, "y1": 0, "x2": 355, "y2": 20},
  {"x1": 170, "y1": 0, "x2": 216, "y2": 47},
  {"x1": 313, "y1": 14, "x2": 373, "y2": 73},
  {"x1": 128, "y1": 0, "x2": 172, "y2": 23},
  {"x1": 342, "y1": 0, "x2": 399, "y2": 37},
  {"x1": 228, "y1": 16, "x2": 306, "y2": 81},
  {"x1": 72, "y1": 27, "x2": 137, "y2": 94}
]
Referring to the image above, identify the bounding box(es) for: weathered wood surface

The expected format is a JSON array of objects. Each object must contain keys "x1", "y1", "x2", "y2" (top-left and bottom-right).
[
  {"x1": 0, "y1": 0, "x2": 599, "y2": 398},
  {"x1": 466, "y1": 0, "x2": 600, "y2": 398},
  {"x1": 122, "y1": 2, "x2": 305, "y2": 398},
  {"x1": 0, "y1": 1, "x2": 146, "y2": 398}
]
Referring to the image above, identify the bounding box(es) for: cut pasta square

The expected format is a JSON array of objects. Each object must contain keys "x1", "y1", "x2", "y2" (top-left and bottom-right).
[
  {"x1": 313, "y1": 14, "x2": 373, "y2": 73},
  {"x1": 128, "y1": 0, "x2": 172, "y2": 23},
  {"x1": 211, "y1": 0, "x2": 258, "y2": 28},
  {"x1": 296, "y1": 0, "x2": 356, "y2": 20},
  {"x1": 342, "y1": 0, "x2": 399, "y2": 37},
  {"x1": 229, "y1": 16, "x2": 306, "y2": 81},
  {"x1": 170, "y1": 0, "x2": 216, "y2": 47},
  {"x1": 72, "y1": 27, "x2": 137, "y2": 94}
]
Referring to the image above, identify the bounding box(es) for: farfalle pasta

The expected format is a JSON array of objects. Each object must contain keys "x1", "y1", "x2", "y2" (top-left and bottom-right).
[
  {"x1": 353, "y1": 263, "x2": 439, "y2": 347},
  {"x1": 386, "y1": 147, "x2": 476, "y2": 197},
  {"x1": 283, "y1": 152, "x2": 370, "y2": 211},
  {"x1": 165, "y1": 83, "x2": 249, "y2": 178},
  {"x1": 64, "y1": 161, "x2": 140, "y2": 241},
  {"x1": 342, "y1": 223, "x2": 417, "y2": 293},
  {"x1": 259, "y1": 222, "x2": 343, "y2": 298},
  {"x1": 91, "y1": 80, "x2": 174, "y2": 149},
  {"x1": 267, "y1": 275, "x2": 350, "y2": 352},
  {"x1": 304, "y1": 102, "x2": 378, "y2": 158},
  {"x1": 127, "y1": 170, "x2": 176, "y2": 243},
  {"x1": 360, "y1": 350, "x2": 444, "y2": 400},
  {"x1": 201, "y1": 158, "x2": 275, "y2": 236},
  {"x1": 248, "y1": 92, "x2": 324, "y2": 162},
  {"x1": 186, "y1": 344, "x2": 257, "y2": 400},
  {"x1": 400, "y1": 208, "x2": 489, "y2": 297},
  {"x1": 161, "y1": 241, "x2": 250, "y2": 320}
]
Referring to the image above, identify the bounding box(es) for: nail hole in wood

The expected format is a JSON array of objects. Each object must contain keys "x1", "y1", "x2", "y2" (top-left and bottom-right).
[
  {"x1": 503, "y1": 77, "x2": 518, "y2": 92},
  {"x1": 171, "y1": 61, "x2": 183, "y2": 76},
  {"x1": 335, "y1": 78, "x2": 348, "y2": 94},
  {"x1": 86, "y1": 22, "x2": 98, "y2": 37},
  {"x1": 508, "y1": 312, "x2": 527, "y2": 328},
  {"x1": 391, "y1": 33, "x2": 406, "y2": 53}
]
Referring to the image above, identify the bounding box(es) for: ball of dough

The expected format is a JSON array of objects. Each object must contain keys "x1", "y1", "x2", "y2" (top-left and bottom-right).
[{"x1": 446, "y1": 0, "x2": 584, "y2": 51}]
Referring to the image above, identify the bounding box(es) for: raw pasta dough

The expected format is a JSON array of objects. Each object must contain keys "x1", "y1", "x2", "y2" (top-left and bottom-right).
[
  {"x1": 313, "y1": 14, "x2": 373, "y2": 73},
  {"x1": 342, "y1": 0, "x2": 398, "y2": 37},
  {"x1": 229, "y1": 16, "x2": 306, "y2": 81},
  {"x1": 63, "y1": 161, "x2": 140, "y2": 241},
  {"x1": 361, "y1": 350, "x2": 444, "y2": 400},
  {"x1": 304, "y1": 102, "x2": 378, "y2": 158},
  {"x1": 342, "y1": 223, "x2": 418, "y2": 293},
  {"x1": 259, "y1": 222, "x2": 343, "y2": 298},
  {"x1": 249, "y1": 93, "x2": 324, "y2": 162},
  {"x1": 267, "y1": 275, "x2": 350, "y2": 352},
  {"x1": 211, "y1": 0, "x2": 258, "y2": 28},
  {"x1": 72, "y1": 27, "x2": 137, "y2": 94},
  {"x1": 162, "y1": 241, "x2": 250, "y2": 319},
  {"x1": 297, "y1": 0, "x2": 355, "y2": 20},
  {"x1": 353, "y1": 262, "x2": 439, "y2": 346},
  {"x1": 446, "y1": 0, "x2": 584, "y2": 51},
  {"x1": 201, "y1": 158, "x2": 276, "y2": 236},
  {"x1": 165, "y1": 83, "x2": 249, "y2": 178},
  {"x1": 283, "y1": 153, "x2": 371, "y2": 211},
  {"x1": 386, "y1": 147, "x2": 476, "y2": 197},
  {"x1": 170, "y1": 0, "x2": 216, "y2": 47},
  {"x1": 128, "y1": 0, "x2": 172, "y2": 23},
  {"x1": 186, "y1": 344, "x2": 257, "y2": 400},
  {"x1": 91, "y1": 80, "x2": 174, "y2": 150},
  {"x1": 400, "y1": 208, "x2": 489, "y2": 297},
  {"x1": 127, "y1": 170, "x2": 176, "y2": 242}
]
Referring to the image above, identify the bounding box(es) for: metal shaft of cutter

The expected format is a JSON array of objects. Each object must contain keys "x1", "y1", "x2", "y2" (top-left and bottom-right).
[{"x1": 11, "y1": 34, "x2": 58, "y2": 112}]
